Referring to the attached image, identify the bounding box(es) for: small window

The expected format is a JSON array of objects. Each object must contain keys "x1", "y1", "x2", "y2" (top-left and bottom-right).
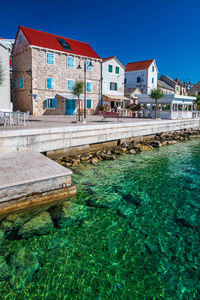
[
  {"x1": 108, "y1": 65, "x2": 113, "y2": 72},
  {"x1": 19, "y1": 35, "x2": 22, "y2": 44},
  {"x1": 68, "y1": 56, "x2": 74, "y2": 68},
  {"x1": 152, "y1": 65, "x2": 154, "y2": 72},
  {"x1": 87, "y1": 99, "x2": 92, "y2": 109},
  {"x1": 13, "y1": 80, "x2": 17, "y2": 87},
  {"x1": 115, "y1": 66, "x2": 119, "y2": 74},
  {"x1": 137, "y1": 77, "x2": 141, "y2": 83},
  {"x1": 47, "y1": 78, "x2": 54, "y2": 89},
  {"x1": 57, "y1": 38, "x2": 72, "y2": 51},
  {"x1": 68, "y1": 80, "x2": 74, "y2": 91},
  {"x1": 152, "y1": 78, "x2": 154, "y2": 84},
  {"x1": 87, "y1": 82, "x2": 92, "y2": 92},
  {"x1": 110, "y1": 82, "x2": 117, "y2": 90},
  {"x1": 47, "y1": 52, "x2": 54, "y2": 65},
  {"x1": 176, "y1": 86, "x2": 179, "y2": 91},
  {"x1": 124, "y1": 78, "x2": 127, "y2": 84},
  {"x1": 46, "y1": 98, "x2": 57, "y2": 108},
  {"x1": 19, "y1": 78, "x2": 23, "y2": 88},
  {"x1": 86, "y1": 60, "x2": 92, "y2": 71}
]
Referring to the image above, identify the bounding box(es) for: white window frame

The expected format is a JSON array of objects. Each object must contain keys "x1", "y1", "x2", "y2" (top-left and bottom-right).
[
  {"x1": 67, "y1": 56, "x2": 75, "y2": 68},
  {"x1": 46, "y1": 52, "x2": 55, "y2": 65}
]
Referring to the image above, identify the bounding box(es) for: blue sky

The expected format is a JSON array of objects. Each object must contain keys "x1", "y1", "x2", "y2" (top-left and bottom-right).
[{"x1": 1, "y1": 0, "x2": 200, "y2": 83}]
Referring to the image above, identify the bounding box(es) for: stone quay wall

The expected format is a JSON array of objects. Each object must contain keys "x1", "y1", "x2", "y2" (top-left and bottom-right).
[{"x1": 0, "y1": 119, "x2": 199, "y2": 156}]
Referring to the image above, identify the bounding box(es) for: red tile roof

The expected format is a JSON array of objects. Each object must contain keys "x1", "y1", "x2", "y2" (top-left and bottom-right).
[
  {"x1": 102, "y1": 56, "x2": 115, "y2": 61},
  {"x1": 126, "y1": 59, "x2": 154, "y2": 72},
  {"x1": 19, "y1": 26, "x2": 101, "y2": 59}
]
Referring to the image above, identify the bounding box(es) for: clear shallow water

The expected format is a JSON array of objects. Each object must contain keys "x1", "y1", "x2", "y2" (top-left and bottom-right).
[{"x1": 1, "y1": 139, "x2": 200, "y2": 299}]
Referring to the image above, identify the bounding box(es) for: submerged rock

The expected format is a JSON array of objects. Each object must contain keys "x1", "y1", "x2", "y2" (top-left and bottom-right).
[
  {"x1": 116, "y1": 205, "x2": 135, "y2": 220},
  {"x1": 144, "y1": 238, "x2": 159, "y2": 254},
  {"x1": 0, "y1": 256, "x2": 10, "y2": 281},
  {"x1": 18, "y1": 212, "x2": 54, "y2": 238},
  {"x1": 56, "y1": 203, "x2": 89, "y2": 228},
  {"x1": 0, "y1": 230, "x2": 5, "y2": 246},
  {"x1": 48, "y1": 237, "x2": 69, "y2": 251},
  {"x1": 9, "y1": 247, "x2": 40, "y2": 289}
]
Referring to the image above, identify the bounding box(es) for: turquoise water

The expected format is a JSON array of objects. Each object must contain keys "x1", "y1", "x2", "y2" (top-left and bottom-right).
[{"x1": 1, "y1": 139, "x2": 200, "y2": 299}]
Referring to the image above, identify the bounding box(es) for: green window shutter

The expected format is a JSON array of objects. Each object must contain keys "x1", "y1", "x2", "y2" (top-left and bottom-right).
[
  {"x1": 115, "y1": 83, "x2": 117, "y2": 90},
  {"x1": 116, "y1": 66, "x2": 119, "y2": 74},
  {"x1": 110, "y1": 82, "x2": 112, "y2": 90},
  {"x1": 108, "y1": 65, "x2": 113, "y2": 72}
]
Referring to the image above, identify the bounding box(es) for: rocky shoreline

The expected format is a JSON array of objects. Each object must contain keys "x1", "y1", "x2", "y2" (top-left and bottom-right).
[{"x1": 57, "y1": 128, "x2": 200, "y2": 167}]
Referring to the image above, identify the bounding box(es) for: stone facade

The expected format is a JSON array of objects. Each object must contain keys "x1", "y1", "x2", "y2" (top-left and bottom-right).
[{"x1": 12, "y1": 29, "x2": 101, "y2": 115}]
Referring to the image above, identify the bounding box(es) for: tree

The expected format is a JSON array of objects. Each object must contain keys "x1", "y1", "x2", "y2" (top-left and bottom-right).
[
  {"x1": 73, "y1": 81, "x2": 85, "y2": 121},
  {"x1": 190, "y1": 94, "x2": 200, "y2": 110},
  {"x1": 150, "y1": 88, "x2": 164, "y2": 119}
]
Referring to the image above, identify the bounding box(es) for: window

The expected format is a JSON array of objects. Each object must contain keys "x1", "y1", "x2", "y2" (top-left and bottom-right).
[
  {"x1": 137, "y1": 77, "x2": 141, "y2": 83},
  {"x1": 108, "y1": 65, "x2": 113, "y2": 72},
  {"x1": 68, "y1": 56, "x2": 74, "y2": 68},
  {"x1": 87, "y1": 99, "x2": 92, "y2": 109},
  {"x1": 152, "y1": 65, "x2": 154, "y2": 72},
  {"x1": 68, "y1": 80, "x2": 74, "y2": 91},
  {"x1": 57, "y1": 38, "x2": 72, "y2": 51},
  {"x1": 115, "y1": 66, "x2": 119, "y2": 74},
  {"x1": 87, "y1": 82, "x2": 92, "y2": 92},
  {"x1": 124, "y1": 78, "x2": 127, "y2": 84},
  {"x1": 176, "y1": 86, "x2": 179, "y2": 91},
  {"x1": 13, "y1": 80, "x2": 17, "y2": 87},
  {"x1": 183, "y1": 88, "x2": 185, "y2": 93},
  {"x1": 47, "y1": 78, "x2": 54, "y2": 89},
  {"x1": 152, "y1": 78, "x2": 154, "y2": 84},
  {"x1": 47, "y1": 52, "x2": 54, "y2": 65},
  {"x1": 110, "y1": 82, "x2": 117, "y2": 90},
  {"x1": 46, "y1": 98, "x2": 57, "y2": 108},
  {"x1": 19, "y1": 78, "x2": 23, "y2": 88},
  {"x1": 86, "y1": 60, "x2": 92, "y2": 71},
  {"x1": 19, "y1": 35, "x2": 22, "y2": 44}
]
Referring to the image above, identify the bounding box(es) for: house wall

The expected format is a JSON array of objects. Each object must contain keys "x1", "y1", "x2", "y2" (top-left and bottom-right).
[
  {"x1": 0, "y1": 45, "x2": 12, "y2": 111},
  {"x1": 102, "y1": 58, "x2": 124, "y2": 96},
  {"x1": 125, "y1": 69, "x2": 147, "y2": 92},
  {"x1": 31, "y1": 47, "x2": 101, "y2": 115},
  {"x1": 147, "y1": 61, "x2": 157, "y2": 94}
]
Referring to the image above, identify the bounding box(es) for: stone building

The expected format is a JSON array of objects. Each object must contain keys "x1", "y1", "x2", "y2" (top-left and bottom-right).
[
  {"x1": 157, "y1": 79, "x2": 174, "y2": 95},
  {"x1": 12, "y1": 26, "x2": 102, "y2": 115},
  {"x1": 159, "y1": 75, "x2": 187, "y2": 96}
]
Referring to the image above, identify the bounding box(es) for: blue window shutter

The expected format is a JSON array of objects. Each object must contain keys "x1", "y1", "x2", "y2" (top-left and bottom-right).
[
  {"x1": 47, "y1": 78, "x2": 51, "y2": 89},
  {"x1": 86, "y1": 61, "x2": 92, "y2": 70},
  {"x1": 47, "y1": 53, "x2": 54, "y2": 64},
  {"x1": 68, "y1": 80, "x2": 74, "y2": 90},
  {"x1": 46, "y1": 99, "x2": 49, "y2": 108},
  {"x1": 87, "y1": 99, "x2": 91, "y2": 108},
  {"x1": 68, "y1": 56, "x2": 74, "y2": 68},
  {"x1": 19, "y1": 78, "x2": 23, "y2": 88},
  {"x1": 87, "y1": 82, "x2": 91, "y2": 92},
  {"x1": 53, "y1": 98, "x2": 57, "y2": 108},
  {"x1": 19, "y1": 35, "x2": 22, "y2": 44}
]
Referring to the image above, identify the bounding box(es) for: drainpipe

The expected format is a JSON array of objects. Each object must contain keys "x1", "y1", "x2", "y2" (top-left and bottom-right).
[{"x1": 101, "y1": 62, "x2": 103, "y2": 105}]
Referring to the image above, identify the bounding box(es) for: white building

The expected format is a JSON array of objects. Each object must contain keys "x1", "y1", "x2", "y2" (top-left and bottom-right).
[
  {"x1": 0, "y1": 39, "x2": 14, "y2": 112},
  {"x1": 137, "y1": 94, "x2": 196, "y2": 119},
  {"x1": 102, "y1": 56, "x2": 128, "y2": 108},
  {"x1": 125, "y1": 59, "x2": 158, "y2": 94}
]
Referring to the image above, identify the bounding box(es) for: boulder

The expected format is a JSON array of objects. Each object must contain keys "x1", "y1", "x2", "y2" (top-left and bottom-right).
[
  {"x1": 91, "y1": 157, "x2": 99, "y2": 165},
  {"x1": 136, "y1": 143, "x2": 154, "y2": 151},
  {"x1": 0, "y1": 230, "x2": 5, "y2": 246},
  {"x1": 0, "y1": 256, "x2": 10, "y2": 281},
  {"x1": 18, "y1": 212, "x2": 54, "y2": 238},
  {"x1": 128, "y1": 149, "x2": 137, "y2": 155},
  {"x1": 144, "y1": 238, "x2": 159, "y2": 254},
  {"x1": 9, "y1": 247, "x2": 40, "y2": 289},
  {"x1": 149, "y1": 140, "x2": 161, "y2": 148},
  {"x1": 100, "y1": 153, "x2": 116, "y2": 160},
  {"x1": 167, "y1": 140, "x2": 177, "y2": 145}
]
